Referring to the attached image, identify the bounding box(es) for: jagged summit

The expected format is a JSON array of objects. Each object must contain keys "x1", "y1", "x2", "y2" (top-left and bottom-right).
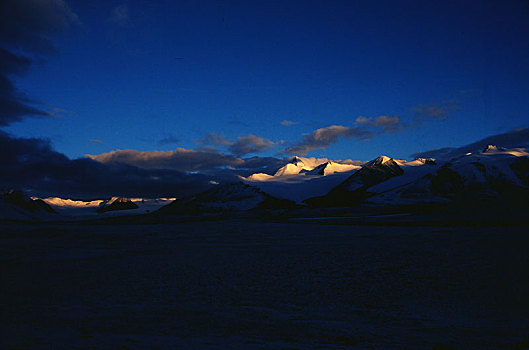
[
  {"x1": 2, "y1": 190, "x2": 57, "y2": 214},
  {"x1": 248, "y1": 156, "x2": 357, "y2": 179},
  {"x1": 414, "y1": 158, "x2": 437, "y2": 165},
  {"x1": 482, "y1": 145, "x2": 507, "y2": 153},
  {"x1": 367, "y1": 155, "x2": 393, "y2": 166},
  {"x1": 0, "y1": 189, "x2": 57, "y2": 220},
  {"x1": 97, "y1": 197, "x2": 138, "y2": 213},
  {"x1": 306, "y1": 161, "x2": 359, "y2": 176},
  {"x1": 290, "y1": 156, "x2": 303, "y2": 165},
  {"x1": 272, "y1": 156, "x2": 326, "y2": 176}
]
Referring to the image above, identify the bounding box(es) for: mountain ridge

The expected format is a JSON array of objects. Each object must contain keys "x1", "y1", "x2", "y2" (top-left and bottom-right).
[{"x1": 3, "y1": 145, "x2": 528, "y2": 221}]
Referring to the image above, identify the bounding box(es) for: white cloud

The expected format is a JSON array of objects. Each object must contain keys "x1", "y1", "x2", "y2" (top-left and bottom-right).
[{"x1": 280, "y1": 120, "x2": 297, "y2": 126}]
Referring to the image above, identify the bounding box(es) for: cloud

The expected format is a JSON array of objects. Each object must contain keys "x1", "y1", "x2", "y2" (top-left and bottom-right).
[
  {"x1": 409, "y1": 147, "x2": 455, "y2": 160},
  {"x1": 87, "y1": 146, "x2": 288, "y2": 179},
  {"x1": 157, "y1": 135, "x2": 180, "y2": 146},
  {"x1": 410, "y1": 127, "x2": 529, "y2": 160},
  {"x1": 281, "y1": 120, "x2": 297, "y2": 126},
  {"x1": 284, "y1": 100, "x2": 460, "y2": 156},
  {"x1": 0, "y1": 48, "x2": 49, "y2": 126},
  {"x1": 355, "y1": 115, "x2": 403, "y2": 133},
  {"x1": 0, "y1": 65, "x2": 50, "y2": 126},
  {"x1": 0, "y1": 0, "x2": 80, "y2": 126},
  {"x1": 284, "y1": 125, "x2": 373, "y2": 156},
  {"x1": 284, "y1": 116, "x2": 407, "y2": 156},
  {"x1": 0, "y1": 0, "x2": 80, "y2": 54},
  {"x1": 89, "y1": 138, "x2": 104, "y2": 144},
  {"x1": 86, "y1": 148, "x2": 245, "y2": 172},
  {"x1": 200, "y1": 133, "x2": 232, "y2": 147},
  {"x1": 199, "y1": 133, "x2": 275, "y2": 156},
  {"x1": 49, "y1": 107, "x2": 74, "y2": 118},
  {"x1": 229, "y1": 135, "x2": 275, "y2": 156},
  {"x1": 0, "y1": 131, "x2": 213, "y2": 199},
  {"x1": 110, "y1": 4, "x2": 130, "y2": 26},
  {"x1": 411, "y1": 101, "x2": 459, "y2": 124}
]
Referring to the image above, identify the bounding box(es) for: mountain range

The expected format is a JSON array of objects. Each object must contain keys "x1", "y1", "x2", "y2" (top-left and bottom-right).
[{"x1": 1, "y1": 145, "x2": 528, "y2": 221}]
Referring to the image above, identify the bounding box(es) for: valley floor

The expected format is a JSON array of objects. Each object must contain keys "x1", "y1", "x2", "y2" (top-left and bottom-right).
[{"x1": 1, "y1": 220, "x2": 528, "y2": 349}]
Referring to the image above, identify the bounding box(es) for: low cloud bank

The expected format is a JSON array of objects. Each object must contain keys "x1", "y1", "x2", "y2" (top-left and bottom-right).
[
  {"x1": 0, "y1": 131, "x2": 213, "y2": 199},
  {"x1": 411, "y1": 128, "x2": 529, "y2": 159}
]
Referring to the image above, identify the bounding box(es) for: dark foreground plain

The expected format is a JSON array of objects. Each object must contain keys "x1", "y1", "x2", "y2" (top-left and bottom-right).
[{"x1": 1, "y1": 220, "x2": 528, "y2": 349}]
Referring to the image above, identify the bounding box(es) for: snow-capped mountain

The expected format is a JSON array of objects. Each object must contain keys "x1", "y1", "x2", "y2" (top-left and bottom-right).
[
  {"x1": 242, "y1": 156, "x2": 361, "y2": 202},
  {"x1": 305, "y1": 155, "x2": 409, "y2": 207},
  {"x1": 246, "y1": 156, "x2": 359, "y2": 180},
  {"x1": 97, "y1": 197, "x2": 138, "y2": 213},
  {"x1": 156, "y1": 182, "x2": 297, "y2": 215},
  {"x1": 3, "y1": 144, "x2": 527, "y2": 221},
  {"x1": 0, "y1": 190, "x2": 57, "y2": 221},
  {"x1": 386, "y1": 145, "x2": 528, "y2": 205},
  {"x1": 306, "y1": 161, "x2": 360, "y2": 176},
  {"x1": 40, "y1": 197, "x2": 176, "y2": 217},
  {"x1": 273, "y1": 156, "x2": 327, "y2": 176},
  {"x1": 306, "y1": 146, "x2": 529, "y2": 208}
]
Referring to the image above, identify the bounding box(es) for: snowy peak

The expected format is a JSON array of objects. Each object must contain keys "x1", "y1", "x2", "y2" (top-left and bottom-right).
[
  {"x1": 1, "y1": 189, "x2": 57, "y2": 221},
  {"x1": 367, "y1": 155, "x2": 394, "y2": 166},
  {"x1": 482, "y1": 145, "x2": 502, "y2": 153},
  {"x1": 366, "y1": 155, "x2": 413, "y2": 168},
  {"x1": 42, "y1": 197, "x2": 103, "y2": 208},
  {"x1": 2, "y1": 190, "x2": 56, "y2": 214},
  {"x1": 39, "y1": 197, "x2": 177, "y2": 218},
  {"x1": 360, "y1": 146, "x2": 529, "y2": 207},
  {"x1": 306, "y1": 161, "x2": 360, "y2": 176},
  {"x1": 250, "y1": 156, "x2": 357, "y2": 180},
  {"x1": 273, "y1": 156, "x2": 328, "y2": 176},
  {"x1": 97, "y1": 197, "x2": 138, "y2": 213},
  {"x1": 414, "y1": 158, "x2": 436, "y2": 165},
  {"x1": 344, "y1": 155, "x2": 404, "y2": 189},
  {"x1": 273, "y1": 162, "x2": 306, "y2": 176},
  {"x1": 290, "y1": 156, "x2": 303, "y2": 165}
]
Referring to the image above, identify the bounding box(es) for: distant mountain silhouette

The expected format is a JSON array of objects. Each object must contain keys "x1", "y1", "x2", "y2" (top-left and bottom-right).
[{"x1": 97, "y1": 197, "x2": 139, "y2": 213}]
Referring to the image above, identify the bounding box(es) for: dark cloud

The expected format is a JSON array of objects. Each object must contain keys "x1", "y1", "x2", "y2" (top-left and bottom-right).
[
  {"x1": 0, "y1": 73, "x2": 50, "y2": 126},
  {"x1": 232, "y1": 156, "x2": 285, "y2": 176},
  {"x1": 229, "y1": 135, "x2": 275, "y2": 156},
  {"x1": 0, "y1": 0, "x2": 79, "y2": 126},
  {"x1": 0, "y1": 48, "x2": 32, "y2": 75},
  {"x1": 86, "y1": 147, "x2": 287, "y2": 178},
  {"x1": 86, "y1": 148, "x2": 245, "y2": 172},
  {"x1": 284, "y1": 125, "x2": 373, "y2": 156},
  {"x1": 157, "y1": 135, "x2": 180, "y2": 146},
  {"x1": 89, "y1": 139, "x2": 104, "y2": 144},
  {"x1": 0, "y1": 48, "x2": 50, "y2": 126},
  {"x1": 355, "y1": 115, "x2": 403, "y2": 133},
  {"x1": 0, "y1": 131, "x2": 213, "y2": 199},
  {"x1": 411, "y1": 128, "x2": 529, "y2": 160},
  {"x1": 0, "y1": 0, "x2": 80, "y2": 53},
  {"x1": 200, "y1": 133, "x2": 232, "y2": 147},
  {"x1": 409, "y1": 147, "x2": 455, "y2": 160},
  {"x1": 284, "y1": 98, "x2": 464, "y2": 156},
  {"x1": 199, "y1": 133, "x2": 275, "y2": 156},
  {"x1": 411, "y1": 101, "x2": 460, "y2": 124}
]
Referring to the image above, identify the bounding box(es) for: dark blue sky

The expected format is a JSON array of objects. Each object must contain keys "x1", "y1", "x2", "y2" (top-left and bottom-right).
[{"x1": 4, "y1": 0, "x2": 529, "y2": 161}]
